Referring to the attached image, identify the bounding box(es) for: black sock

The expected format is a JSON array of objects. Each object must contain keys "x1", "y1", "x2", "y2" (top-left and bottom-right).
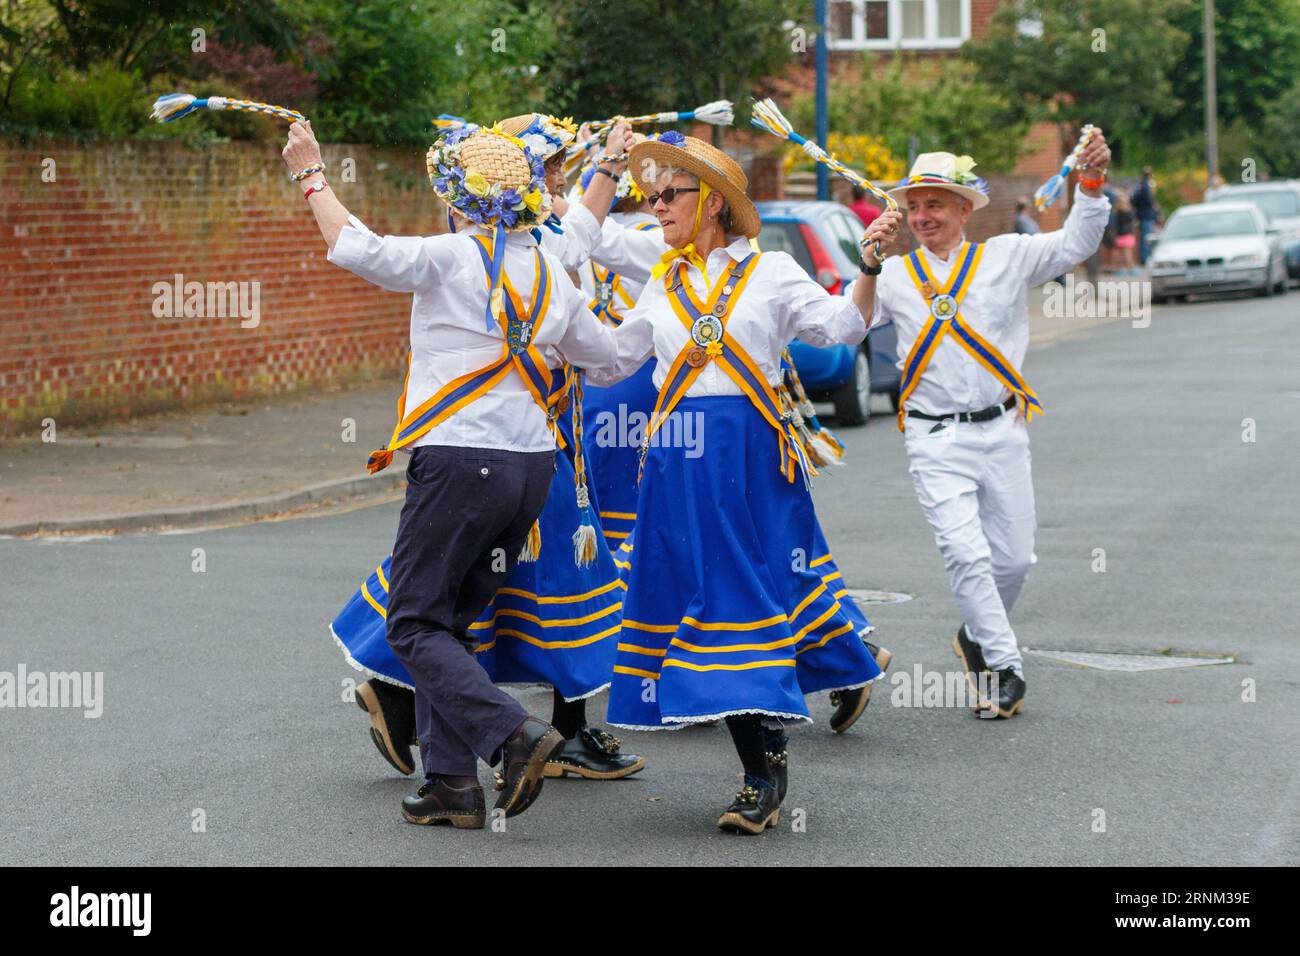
[
  {"x1": 725, "y1": 714, "x2": 773, "y2": 784},
  {"x1": 550, "y1": 689, "x2": 587, "y2": 740}
]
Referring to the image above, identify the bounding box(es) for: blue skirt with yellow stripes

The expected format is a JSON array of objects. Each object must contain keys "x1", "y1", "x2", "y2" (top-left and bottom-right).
[
  {"x1": 329, "y1": 421, "x2": 624, "y2": 701},
  {"x1": 581, "y1": 358, "x2": 658, "y2": 554},
  {"x1": 607, "y1": 396, "x2": 882, "y2": 729}
]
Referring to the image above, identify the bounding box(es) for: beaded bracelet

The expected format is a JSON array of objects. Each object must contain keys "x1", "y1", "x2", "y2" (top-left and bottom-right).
[{"x1": 291, "y1": 162, "x2": 325, "y2": 182}]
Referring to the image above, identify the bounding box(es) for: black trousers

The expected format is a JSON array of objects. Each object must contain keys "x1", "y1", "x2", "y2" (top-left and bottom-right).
[{"x1": 385, "y1": 444, "x2": 555, "y2": 776}]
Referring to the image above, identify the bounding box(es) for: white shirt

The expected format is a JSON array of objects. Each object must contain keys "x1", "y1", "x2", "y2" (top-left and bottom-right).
[
  {"x1": 537, "y1": 203, "x2": 604, "y2": 272},
  {"x1": 577, "y1": 211, "x2": 664, "y2": 308},
  {"x1": 588, "y1": 236, "x2": 868, "y2": 392},
  {"x1": 329, "y1": 215, "x2": 619, "y2": 453},
  {"x1": 869, "y1": 186, "x2": 1110, "y2": 415},
  {"x1": 586, "y1": 212, "x2": 673, "y2": 288}
]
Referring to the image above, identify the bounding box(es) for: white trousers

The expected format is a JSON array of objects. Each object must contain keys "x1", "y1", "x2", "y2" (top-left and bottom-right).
[{"x1": 904, "y1": 410, "x2": 1035, "y2": 672}]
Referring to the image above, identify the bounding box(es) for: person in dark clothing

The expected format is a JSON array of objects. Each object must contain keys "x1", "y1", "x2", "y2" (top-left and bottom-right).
[{"x1": 1131, "y1": 168, "x2": 1159, "y2": 265}]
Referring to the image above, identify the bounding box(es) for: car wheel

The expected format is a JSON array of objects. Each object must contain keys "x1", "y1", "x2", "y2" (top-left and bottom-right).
[{"x1": 832, "y1": 346, "x2": 871, "y2": 427}]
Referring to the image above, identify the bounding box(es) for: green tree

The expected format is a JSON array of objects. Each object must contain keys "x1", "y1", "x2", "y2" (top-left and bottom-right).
[
  {"x1": 965, "y1": 0, "x2": 1194, "y2": 159},
  {"x1": 1258, "y1": 77, "x2": 1300, "y2": 177},
  {"x1": 1161, "y1": 0, "x2": 1300, "y2": 149},
  {"x1": 301, "y1": 0, "x2": 556, "y2": 144},
  {"x1": 792, "y1": 53, "x2": 1031, "y2": 173},
  {"x1": 540, "y1": 0, "x2": 807, "y2": 133}
]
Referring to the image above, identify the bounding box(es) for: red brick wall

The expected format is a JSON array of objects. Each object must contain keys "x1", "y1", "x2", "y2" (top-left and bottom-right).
[{"x1": 1, "y1": 138, "x2": 438, "y2": 436}]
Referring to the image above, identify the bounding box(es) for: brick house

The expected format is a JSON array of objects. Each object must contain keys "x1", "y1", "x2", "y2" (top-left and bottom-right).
[{"x1": 758, "y1": 0, "x2": 1071, "y2": 237}]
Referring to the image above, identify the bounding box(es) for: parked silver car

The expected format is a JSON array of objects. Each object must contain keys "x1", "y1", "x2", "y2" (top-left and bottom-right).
[
  {"x1": 1148, "y1": 202, "x2": 1289, "y2": 302},
  {"x1": 1206, "y1": 180, "x2": 1300, "y2": 280}
]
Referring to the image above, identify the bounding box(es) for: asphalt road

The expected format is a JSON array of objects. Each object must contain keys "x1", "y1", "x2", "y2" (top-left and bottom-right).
[{"x1": 2, "y1": 291, "x2": 1297, "y2": 866}]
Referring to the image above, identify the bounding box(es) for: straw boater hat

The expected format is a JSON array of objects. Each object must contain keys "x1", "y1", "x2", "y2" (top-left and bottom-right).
[
  {"x1": 496, "y1": 113, "x2": 577, "y2": 163},
  {"x1": 425, "y1": 123, "x2": 551, "y2": 233},
  {"x1": 628, "y1": 131, "x2": 761, "y2": 238},
  {"x1": 888, "y1": 152, "x2": 990, "y2": 210}
]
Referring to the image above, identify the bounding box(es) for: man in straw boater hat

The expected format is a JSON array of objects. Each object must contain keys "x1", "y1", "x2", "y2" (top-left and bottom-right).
[
  {"x1": 580, "y1": 131, "x2": 899, "y2": 834},
  {"x1": 334, "y1": 113, "x2": 649, "y2": 790},
  {"x1": 856, "y1": 134, "x2": 1112, "y2": 719},
  {"x1": 282, "y1": 116, "x2": 638, "y2": 828}
]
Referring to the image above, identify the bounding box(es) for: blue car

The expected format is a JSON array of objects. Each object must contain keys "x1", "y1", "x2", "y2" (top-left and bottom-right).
[{"x1": 757, "y1": 200, "x2": 900, "y2": 425}]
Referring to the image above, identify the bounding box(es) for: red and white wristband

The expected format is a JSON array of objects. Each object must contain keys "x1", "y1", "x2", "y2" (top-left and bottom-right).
[{"x1": 303, "y1": 180, "x2": 329, "y2": 201}]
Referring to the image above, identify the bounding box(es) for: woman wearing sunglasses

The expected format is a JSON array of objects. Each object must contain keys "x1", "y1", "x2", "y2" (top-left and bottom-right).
[{"x1": 588, "y1": 132, "x2": 903, "y2": 834}]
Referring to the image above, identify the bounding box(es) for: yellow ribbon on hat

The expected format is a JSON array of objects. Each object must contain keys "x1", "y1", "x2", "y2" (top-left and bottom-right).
[{"x1": 650, "y1": 182, "x2": 713, "y2": 283}]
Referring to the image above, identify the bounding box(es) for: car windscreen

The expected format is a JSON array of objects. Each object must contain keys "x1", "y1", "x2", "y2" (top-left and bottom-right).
[
  {"x1": 758, "y1": 221, "x2": 815, "y2": 275},
  {"x1": 1212, "y1": 190, "x2": 1300, "y2": 221},
  {"x1": 1162, "y1": 211, "x2": 1260, "y2": 241}
]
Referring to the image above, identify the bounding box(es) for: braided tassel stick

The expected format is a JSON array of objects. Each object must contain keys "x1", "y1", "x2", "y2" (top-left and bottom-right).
[
  {"x1": 150, "y1": 93, "x2": 306, "y2": 125},
  {"x1": 750, "y1": 98, "x2": 897, "y2": 259},
  {"x1": 1034, "y1": 124, "x2": 1096, "y2": 211},
  {"x1": 586, "y1": 100, "x2": 733, "y2": 133}
]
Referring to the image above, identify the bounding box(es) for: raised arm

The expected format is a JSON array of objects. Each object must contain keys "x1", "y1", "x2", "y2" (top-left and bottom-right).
[
  {"x1": 1011, "y1": 128, "x2": 1113, "y2": 287},
  {"x1": 282, "y1": 121, "x2": 349, "y2": 251},
  {"x1": 282, "y1": 120, "x2": 446, "y2": 293},
  {"x1": 589, "y1": 217, "x2": 669, "y2": 286},
  {"x1": 851, "y1": 208, "x2": 903, "y2": 332}
]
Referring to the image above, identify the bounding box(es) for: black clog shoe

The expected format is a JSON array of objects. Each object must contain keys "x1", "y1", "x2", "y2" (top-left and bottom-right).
[
  {"x1": 716, "y1": 775, "x2": 781, "y2": 835},
  {"x1": 544, "y1": 726, "x2": 646, "y2": 780}
]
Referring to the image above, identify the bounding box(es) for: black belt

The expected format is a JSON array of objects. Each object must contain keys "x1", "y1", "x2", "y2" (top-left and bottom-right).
[{"x1": 907, "y1": 396, "x2": 1016, "y2": 424}]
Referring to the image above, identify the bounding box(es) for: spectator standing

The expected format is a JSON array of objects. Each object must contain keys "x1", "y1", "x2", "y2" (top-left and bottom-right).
[{"x1": 1131, "y1": 167, "x2": 1160, "y2": 264}]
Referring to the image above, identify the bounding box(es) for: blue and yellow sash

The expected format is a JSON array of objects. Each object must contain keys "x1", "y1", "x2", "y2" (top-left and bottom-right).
[
  {"x1": 588, "y1": 221, "x2": 659, "y2": 326},
  {"x1": 645, "y1": 253, "x2": 812, "y2": 484},
  {"x1": 896, "y1": 241, "x2": 1043, "y2": 431},
  {"x1": 365, "y1": 238, "x2": 555, "y2": 474}
]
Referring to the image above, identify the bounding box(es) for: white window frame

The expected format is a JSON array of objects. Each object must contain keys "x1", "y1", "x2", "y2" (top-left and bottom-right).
[{"x1": 828, "y1": 0, "x2": 971, "y2": 51}]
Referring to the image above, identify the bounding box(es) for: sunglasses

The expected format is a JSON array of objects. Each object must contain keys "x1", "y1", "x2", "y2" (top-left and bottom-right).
[{"x1": 648, "y1": 187, "x2": 701, "y2": 207}]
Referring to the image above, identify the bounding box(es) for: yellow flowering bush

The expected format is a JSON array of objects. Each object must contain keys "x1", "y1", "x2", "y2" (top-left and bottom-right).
[{"x1": 783, "y1": 133, "x2": 906, "y2": 182}]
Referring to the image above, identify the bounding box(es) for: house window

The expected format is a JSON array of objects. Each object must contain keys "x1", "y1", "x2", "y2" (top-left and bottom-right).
[{"x1": 827, "y1": 0, "x2": 971, "y2": 50}]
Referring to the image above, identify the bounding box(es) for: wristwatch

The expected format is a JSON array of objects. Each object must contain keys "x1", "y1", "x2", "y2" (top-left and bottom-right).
[{"x1": 859, "y1": 259, "x2": 883, "y2": 276}]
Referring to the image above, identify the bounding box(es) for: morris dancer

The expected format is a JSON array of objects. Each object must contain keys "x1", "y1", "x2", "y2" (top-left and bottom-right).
[
  {"x1": 570, "y1": 133, "x2": 891, "y2": 737},
  {"x1": 859, "y1": 138, "x2": 1111, "y2": 719},
  {"x1": 586, "y1": 133, "x2": 891, "y2": 834},
  {"x1": 284, "y1": 117, "x2": 633, "y2": 828},
  {"x1": 337, "y1": 361, "x2": 645, "y2": 788},
  {"x1": 341, "y1": 117, "x2": 645, "y2": 791}
]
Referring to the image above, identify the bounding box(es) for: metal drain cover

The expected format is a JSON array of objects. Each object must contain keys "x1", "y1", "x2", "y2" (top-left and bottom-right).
[
  {"x1": 844, "y1": 589, "x2": 913, "y2": 606},
  {"x1": 1024, "y1": 649, "x2": 1235, "y2": 671}
]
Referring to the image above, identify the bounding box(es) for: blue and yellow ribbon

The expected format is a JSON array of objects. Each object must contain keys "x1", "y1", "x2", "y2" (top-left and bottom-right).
[
  {"x1": 365, "y1": 240, "x2": 554, "y2": 473},
  {"x1": 896, "y1": 241, "x2": 1043, "y2": 431}
]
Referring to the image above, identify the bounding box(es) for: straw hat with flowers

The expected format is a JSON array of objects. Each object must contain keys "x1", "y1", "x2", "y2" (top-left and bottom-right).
[
  {"x1": 628, "y1": 131, "x2": 760, "y2": 238},
  {"x1": 887, "y1": 152, "x2": 990, "y2": 210},
  {"x1": 426, "y1": 123, "x2": 553, "y2": 330},
  {"x1": 496, "y1": 113, "x2": 578, "y2": 163}
]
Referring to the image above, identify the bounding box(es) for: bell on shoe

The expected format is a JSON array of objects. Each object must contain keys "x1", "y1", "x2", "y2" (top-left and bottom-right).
[
  {"x1": 716, "y1": 774, "x2": 781, "y2": 835},
  {"x1": 356, "y1": 679, "x2": 417, "y2": 776},
  {"x1": 544, "y1": 726, "x2": 647, "y2": 780},
  {"x1": 401, "y1": 777, "x2": 486, "y2": 829},
  {"x1": 828, "y1": 640, "x2": 893, "y2": 733}
]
